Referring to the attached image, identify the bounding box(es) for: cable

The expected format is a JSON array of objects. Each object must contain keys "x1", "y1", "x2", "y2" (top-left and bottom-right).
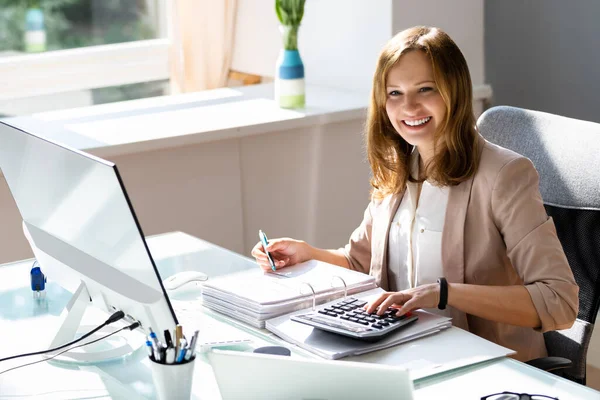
[
  {"x1": 0, "y1": 311, "x2": 125, "y2": 363},
  {"x1": 0, "y1": 321, "x2": 140, "y2": 376}
]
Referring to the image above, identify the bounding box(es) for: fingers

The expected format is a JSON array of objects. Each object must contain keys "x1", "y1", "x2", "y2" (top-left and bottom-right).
[
  {"x1": 251, "y1": 241, "x2": 290, "y2": 271},
  {"x1": 263, "y1": 238, "x2": 292, "y2": 254},
  {"x1": 365, "y1": 292, "x2": 390, "y2": 314},
  {"x1": 392, "y1": 299, "x2": 418, "y2": 317},
  {"x1": 365, "y1": 292, "x2": 406, "y2": 314},
  {"x1": 377, "y1": 292, "x2": 409, "y2": 316},
  {"x1": 365, "y1": 291, "x2": 412, "y2": 316}
]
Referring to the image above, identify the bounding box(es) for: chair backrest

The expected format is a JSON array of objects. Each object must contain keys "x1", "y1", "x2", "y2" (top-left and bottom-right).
[{"x1": 477, "y1": 105, "x2": 600, "y2": 384}]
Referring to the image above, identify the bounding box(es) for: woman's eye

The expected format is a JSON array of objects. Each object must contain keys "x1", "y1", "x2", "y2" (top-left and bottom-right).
[
  {"x1": 388, "y1": 90, "x2": 401, "y2": 96},
  {"x1": 419, "y1": 87, "x2": 433, "y2": 93}
]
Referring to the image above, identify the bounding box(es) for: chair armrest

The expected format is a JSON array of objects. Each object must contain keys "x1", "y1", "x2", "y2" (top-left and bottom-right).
[{"x1": 525, "y1": 356, "x2": 573, "y2": 372}]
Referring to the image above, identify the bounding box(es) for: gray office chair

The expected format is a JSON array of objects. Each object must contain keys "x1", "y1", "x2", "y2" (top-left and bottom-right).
[{"x1": 477, "y1": 106, "x2": 600, "y2": 385}]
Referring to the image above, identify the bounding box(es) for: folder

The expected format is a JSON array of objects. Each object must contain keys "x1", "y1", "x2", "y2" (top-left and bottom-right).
[
  {"x1": 201, "y1": 259, "x2": 377, "y2": 328},
  {"x1": 265, "y1": 287, "x2": 453, "y2": 360},
  {"x1": 264, "y1": 287, "x2": 515, "y2": 379}
]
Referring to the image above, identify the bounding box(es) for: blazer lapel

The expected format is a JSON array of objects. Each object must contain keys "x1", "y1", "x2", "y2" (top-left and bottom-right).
[
  {"x1": 371, "y1": 192, "x2": 403, "y2": 291},
  {"x1": 442, "y1": 137, "x2": 485, "y2": 331},
  {"x1": 443, "y1": 178, "x2": 472, "y2": 284},
  {"x1": 442, "y1": 137, "x2": 485, "y2": 284}
]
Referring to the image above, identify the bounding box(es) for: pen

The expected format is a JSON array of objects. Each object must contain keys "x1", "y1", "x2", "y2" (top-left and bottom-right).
[
  {"x1": 148, "y1": 327, "x2": 159, "y2": 346},
  {"x1": 148, "y1": 328, "x2": 162, "y2": 362},
  {"x1": 163, "y1": 329, "x2": 173, "y2": 348},
  {"x1": 185, "y1": 330, "x2": 199, "y2": 361},
  {"x1": 175, "y1": 324, "x2": 183, "y2": 356},
  {"x1": 145, "y1": 340, "x2": 155, "y2": 361},
  {"x1": 166, "y1": 347, "x2": 176, "y2": 364},
  {"x1": 259, "y1": 230, "x2": 276, "y2": 271},
  {"x1": 158, "y1": 343, "x2": 168, "y2": 364},
  {"x1": 176, "y1": 339, "x2": 188, "y2": 363}
]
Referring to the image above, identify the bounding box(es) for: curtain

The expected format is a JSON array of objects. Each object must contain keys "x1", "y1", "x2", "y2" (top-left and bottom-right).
[{"x1": 169, "y1": 0, "x2": 238, "y2": 93}]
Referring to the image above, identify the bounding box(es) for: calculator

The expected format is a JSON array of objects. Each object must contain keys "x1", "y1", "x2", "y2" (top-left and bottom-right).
[{"x1": 291, "y1": 297, "x2": 418, "y2": 341}]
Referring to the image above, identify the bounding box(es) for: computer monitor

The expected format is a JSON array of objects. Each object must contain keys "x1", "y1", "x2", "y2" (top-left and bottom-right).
[{"x1": 0, "y1": 120, "x2": 177, "y2": 361}]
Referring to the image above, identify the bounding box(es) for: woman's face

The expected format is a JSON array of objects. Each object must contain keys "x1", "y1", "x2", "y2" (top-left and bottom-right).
[{"x1": 385, "y1": 50, "x2": 446, "y2": 152}]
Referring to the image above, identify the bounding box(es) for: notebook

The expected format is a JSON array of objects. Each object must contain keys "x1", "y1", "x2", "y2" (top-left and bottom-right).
[
  {"x1": 201, "y1": 260, "x2": 377, "y2": 328},
  {"x1": 208, "y1": 349, "x2": 414, "y2": 400}
]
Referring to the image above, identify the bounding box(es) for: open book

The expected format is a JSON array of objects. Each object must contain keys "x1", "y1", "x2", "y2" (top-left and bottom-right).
[{"x1": 201, "y1": 260, "x2": 378, "y2": 328}]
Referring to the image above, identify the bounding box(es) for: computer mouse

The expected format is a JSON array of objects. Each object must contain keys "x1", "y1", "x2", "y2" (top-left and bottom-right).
[
  {"x1": 162, "y1": 270, "x2": 208, "y2": 291},
  {"x1": 253, "y1": 346, "x2": 291, "y2": 357}
]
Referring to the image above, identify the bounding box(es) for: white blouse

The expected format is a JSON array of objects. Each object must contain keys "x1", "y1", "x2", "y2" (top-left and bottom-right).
[{"x1": 387, "y1": 149, "x2": 450, "y2": 315}]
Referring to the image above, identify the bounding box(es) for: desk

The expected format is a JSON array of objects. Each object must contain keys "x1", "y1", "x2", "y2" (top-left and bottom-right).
[{"x1": 1, "y1": 232, "x2": 598, "y2": 399}]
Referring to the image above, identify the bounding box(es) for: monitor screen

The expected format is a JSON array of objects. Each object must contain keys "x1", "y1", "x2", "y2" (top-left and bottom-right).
[{"x1": 0, "y1": 121, "x2": 177, "y2": 334}]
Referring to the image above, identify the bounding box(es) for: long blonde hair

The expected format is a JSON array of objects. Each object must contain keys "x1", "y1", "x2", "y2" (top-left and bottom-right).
[{"x1": 366, "y1": 26, "x2": 479, "y2": 199}]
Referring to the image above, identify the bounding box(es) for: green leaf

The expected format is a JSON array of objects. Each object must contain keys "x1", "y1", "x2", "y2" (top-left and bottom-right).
[{"x1": 274, "y1": 0, "x2": 305, "y2": 26}]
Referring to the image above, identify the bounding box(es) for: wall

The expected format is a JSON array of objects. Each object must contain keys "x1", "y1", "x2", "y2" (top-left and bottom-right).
[
  {"x1": 392, "y1": 0, "x2": 485, "y2": 87},
  {"x1": 231, "y1": 0, "x2": 393, "y2": 94},
  {"x1": 485, "y1": 0, "x2": 600, "y2": 123},
  {"x1": 232, "y1": 0, "x2": 485, "y2": 94}
]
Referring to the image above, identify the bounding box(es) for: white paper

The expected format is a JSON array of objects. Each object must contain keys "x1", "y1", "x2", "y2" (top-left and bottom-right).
[{"x1": 201, "y1": 260, "x2": 377, "y2": 326}]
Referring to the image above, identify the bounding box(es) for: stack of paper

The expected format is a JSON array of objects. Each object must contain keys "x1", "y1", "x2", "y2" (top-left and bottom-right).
[
  {"x1": 201, "y1": 260, "x2": 377, "y2": 328},
  {"x1": 265, "y1": 288, "x2": 453, "y2": 360}
]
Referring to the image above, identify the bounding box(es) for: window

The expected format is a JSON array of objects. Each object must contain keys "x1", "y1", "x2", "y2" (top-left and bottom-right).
[{"x1": 0, "y1": 0, "x2": 170, "y2": 115}]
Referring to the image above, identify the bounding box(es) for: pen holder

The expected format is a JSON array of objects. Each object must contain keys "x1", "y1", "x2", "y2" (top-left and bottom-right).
[{"x1": 150, "y1": 357, "x2": 196, "y2": 400}]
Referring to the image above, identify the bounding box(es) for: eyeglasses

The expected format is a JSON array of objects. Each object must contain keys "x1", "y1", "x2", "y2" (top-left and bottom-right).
[{"x1": 481, "y1": 392, "x2": 558, "y2": 400}]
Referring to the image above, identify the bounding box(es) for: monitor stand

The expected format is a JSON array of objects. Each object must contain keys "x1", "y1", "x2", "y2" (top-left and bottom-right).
[{"x1": 45, "y1": 281, "x2": 142, "y2": 364}]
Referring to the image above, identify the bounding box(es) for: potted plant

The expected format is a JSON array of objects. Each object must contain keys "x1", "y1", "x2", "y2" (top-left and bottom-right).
[{"x1": 274, "y1": 0, "x2": 306, "y2": 108}]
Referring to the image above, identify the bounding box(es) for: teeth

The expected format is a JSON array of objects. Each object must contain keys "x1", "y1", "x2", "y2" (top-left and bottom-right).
[{"x1": 404, "y1": 117, "x2": 431, "y2": 126}]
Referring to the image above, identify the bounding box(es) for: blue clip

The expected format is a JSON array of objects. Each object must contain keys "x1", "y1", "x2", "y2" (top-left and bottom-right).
[{"x1": 30, "y1": 260, "x2": 46, "y2": 292}]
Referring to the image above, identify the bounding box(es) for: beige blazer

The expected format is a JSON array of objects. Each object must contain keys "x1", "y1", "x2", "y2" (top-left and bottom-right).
[{"x1": 342, "y1": 137, "x2": 579, "y2": 362}]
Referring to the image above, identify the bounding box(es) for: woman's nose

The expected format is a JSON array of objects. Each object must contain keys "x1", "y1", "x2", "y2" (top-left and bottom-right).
[{"x1": 402, "y1": 94, "x2": 419, "y2": 111}]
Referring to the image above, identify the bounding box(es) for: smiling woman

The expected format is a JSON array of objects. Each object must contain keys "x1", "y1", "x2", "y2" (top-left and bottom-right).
[{"x1": 251, "y1": 26, "x2": 579, "y2": 363}]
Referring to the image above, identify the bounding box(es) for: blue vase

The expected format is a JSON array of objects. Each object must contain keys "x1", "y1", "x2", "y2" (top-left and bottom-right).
[{"x1": 275, "y1": 26, "x2": 305, "y2": 108}]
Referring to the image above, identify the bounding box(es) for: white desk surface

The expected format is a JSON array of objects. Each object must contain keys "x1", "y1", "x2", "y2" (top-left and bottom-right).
[{"x1": 0, "y1": 232, "x2": 598, "y2": 399}]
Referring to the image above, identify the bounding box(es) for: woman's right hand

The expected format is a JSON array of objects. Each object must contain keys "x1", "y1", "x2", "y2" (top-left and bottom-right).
[{"x1": 251, "y1": 237, "x2": 312, "y2": 272}]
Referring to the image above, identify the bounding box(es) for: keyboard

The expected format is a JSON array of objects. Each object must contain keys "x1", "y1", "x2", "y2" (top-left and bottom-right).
[{"x1": 290, "y1": 297, "x2": 418, "y2": 341}]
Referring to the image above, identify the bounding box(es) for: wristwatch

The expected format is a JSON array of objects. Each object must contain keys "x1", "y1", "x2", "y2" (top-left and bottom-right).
[{"x1": 437, "y1": 277, "x2": 448, "y2": 310}]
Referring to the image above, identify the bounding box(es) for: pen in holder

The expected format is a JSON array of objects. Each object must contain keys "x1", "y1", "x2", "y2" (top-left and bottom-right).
[
  {"x1": 299, "y1": 282, "x2": 316, "y2": 311},
  {"x1": 331, "y1": 275, "x2": 348, "y2": 299},
  {"x1": 148, "y1": 326, "x2": 199, "y2": 400}
]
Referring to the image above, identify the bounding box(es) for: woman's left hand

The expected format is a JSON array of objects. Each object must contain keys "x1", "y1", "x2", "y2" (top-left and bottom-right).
[{"x1": 365, "y1": 283, "x2": 441, "y2": 316}]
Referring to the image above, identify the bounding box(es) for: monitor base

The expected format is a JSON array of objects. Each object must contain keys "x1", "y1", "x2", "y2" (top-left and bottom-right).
[
  {"x1": 47, "y1": 324, "x2": 142, "y2": 364},
  {"x1": 45, "y1": 281, "x2": 143, "y2": 364}
]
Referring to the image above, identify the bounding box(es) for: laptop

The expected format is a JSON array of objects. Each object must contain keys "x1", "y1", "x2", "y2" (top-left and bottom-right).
[{"x1": 208, "y1": 349, "x2": 414, "y2": 400}]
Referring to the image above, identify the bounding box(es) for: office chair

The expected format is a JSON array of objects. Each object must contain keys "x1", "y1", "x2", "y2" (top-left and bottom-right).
[{"x1": 477, "y1": 105, "x2": 600, "y2": 385}]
